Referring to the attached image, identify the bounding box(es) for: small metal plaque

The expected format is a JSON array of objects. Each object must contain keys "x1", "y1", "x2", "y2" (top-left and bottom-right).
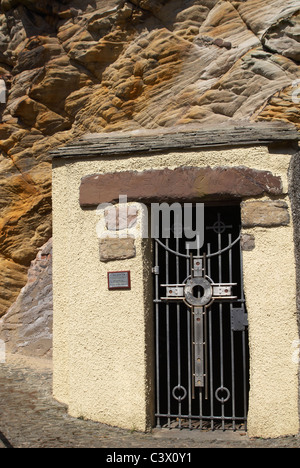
[{"x1": 108, "y1": 271, "x2": 131, "y2": 290}]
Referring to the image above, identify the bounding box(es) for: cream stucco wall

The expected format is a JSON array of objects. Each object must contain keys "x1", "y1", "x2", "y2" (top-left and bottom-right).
[
  {"x1": 52, "y1": 169, "x2": 154, "y2": 430},
  {"x1": 243, "y1": 221, "x2": 299, "y2": 438},
  {"x1": 52, "y1": 145, "x2": 299, "y2": 437}
]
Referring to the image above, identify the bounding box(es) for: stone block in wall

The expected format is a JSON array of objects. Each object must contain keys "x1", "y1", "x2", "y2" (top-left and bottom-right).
[
  {"x1": 241, "y1": 233, "x2": 256, "y2": 251},
  {"x1": 241, "y1": 200, "x2": 290, "y2": 228},
  {"x1": 80, "y1": 166, "x2": 283, "y2": 207},
  {"x1": 99, "y1": 236, "x2": 136, "y2": 262},
  {"x1": 105, "y1": 205, "x2": 138, "y2": 231}
]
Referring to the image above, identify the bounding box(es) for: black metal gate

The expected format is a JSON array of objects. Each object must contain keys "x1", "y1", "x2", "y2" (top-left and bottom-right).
[{"x1": 153, "y1": 205, "x2": 249, "y2": 431}]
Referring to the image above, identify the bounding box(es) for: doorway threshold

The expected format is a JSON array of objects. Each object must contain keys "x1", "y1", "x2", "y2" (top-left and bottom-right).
[{"x1": 152, "y1": 427, "x2": 249, "y2": 444}]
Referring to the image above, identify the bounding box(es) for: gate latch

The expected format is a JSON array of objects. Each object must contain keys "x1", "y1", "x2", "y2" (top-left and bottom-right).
[{"x1": 231, "y1": 307, "x2": 248, "y2": 331}]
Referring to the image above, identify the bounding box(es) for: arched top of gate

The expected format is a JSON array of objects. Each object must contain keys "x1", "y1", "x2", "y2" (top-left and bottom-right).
[{"x1": 154, "y1": 235, "x2": 241, "y2": 259}]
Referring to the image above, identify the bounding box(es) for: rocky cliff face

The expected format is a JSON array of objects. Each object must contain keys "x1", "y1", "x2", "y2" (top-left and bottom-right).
[
  {"x1": 0, "y1": 238, "x2": 52, "y2": 359},
  {"x1": 0, "y1": 0, "x2": 299, "y2": 317}
]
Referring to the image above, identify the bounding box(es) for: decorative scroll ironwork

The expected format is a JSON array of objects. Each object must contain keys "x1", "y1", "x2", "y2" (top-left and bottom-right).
[{"x1": 155, "y1": 235, "x2": 241, "y2": 259}]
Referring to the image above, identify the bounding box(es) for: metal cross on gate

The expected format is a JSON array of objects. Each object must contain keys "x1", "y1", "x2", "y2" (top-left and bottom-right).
[{"x1": 161, "y1": 253, "x2": 237, "y2": 399}]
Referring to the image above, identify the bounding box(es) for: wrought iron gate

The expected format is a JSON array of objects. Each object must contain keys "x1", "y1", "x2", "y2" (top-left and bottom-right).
[{"x1": 153, "y1": 206, "x2": 249, "y2": 431}]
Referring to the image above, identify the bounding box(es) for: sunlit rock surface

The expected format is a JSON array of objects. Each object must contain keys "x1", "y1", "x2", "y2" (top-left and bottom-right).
[{"x1": 0, "y1": 0, "x2": 299, "y2": 316}]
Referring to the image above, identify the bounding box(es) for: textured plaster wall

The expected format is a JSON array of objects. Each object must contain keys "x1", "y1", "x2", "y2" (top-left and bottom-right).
[
  {"x1": 52, "y1": 145, "x2": 299, "y2": 436},
  {"x1": 289, "y1": 153, "x2": 300, "y2": 430},
  {"x1": 52, "y1": 172, "x2": 154, "y2": 430},
  {"x1": 243, "y1": 222, "x2": 299, "y2": 438}
]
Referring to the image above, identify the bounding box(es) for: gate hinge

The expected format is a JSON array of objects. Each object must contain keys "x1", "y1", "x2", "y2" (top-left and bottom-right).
[{"x1": 152, "y1": 266, "x2": 160, "y2": 275}]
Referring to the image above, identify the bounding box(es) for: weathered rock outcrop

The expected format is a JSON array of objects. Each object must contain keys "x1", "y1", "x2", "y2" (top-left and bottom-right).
[
  {"x1": 0, "y1": 0, "x2": 299, "y2": 316},
  {"x1": 0, "y1": 238, "x2": 52, "y2": 359}
]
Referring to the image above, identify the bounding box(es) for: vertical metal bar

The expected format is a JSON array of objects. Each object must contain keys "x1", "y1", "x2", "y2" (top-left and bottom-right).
[
  {"x1": 191, "y1": 306, "x2": 195, "y2": 401},
  {"x1": 176, "y1": 237, "x2": 182, "y2": 428},
  {"x1": 190, "y1": 253, "x2": 195, "y2": 400},
  {"x1": 239, "y1": 231, "x2": 245, "y2": 305},
  {"x1": 186, "y1": 246, "x2": 192, "y2": 429},
  {"x1": 197, "y1": 233, "x2": 201, "y2": 257},
  {"x1": 194, "y1": 306, "x2": 204, "y2": 428},
  {"x1": 207, "y1": 243, "x2": 214, "y2": 430},
  {"x1": 242, "y1": 331, "x2": 248, "y2": 430},
  {"x1": 166, "y1": 239, "x2": 171, "y2": 429},
  {"x1": 207, "y1": 243, "x2": 212, "y2": 280},
  {"x1": 199, "y1": 374, "x2": 203, "y2": 430},
  {"x1": 202, "y1": 254, "x2": 209, "y2": 402},
  {"x1": 155, "y1": 240, "x2": 161, "y2": 428},
  {"x1": 204, "y1": 305, "x2": 208, "y2": 401},
  {"x1": 218, "y1": 226, "x2": 225, "y2": 431},
  {"x1": 219, "y1": 302, "x2": 225, "y2": 431},
  {"x1": 229, "y1": 233, "x2": 236, "y2": 431},
  {"x1": 239, "y1": 239, "x2": 248, "y2": 429}
]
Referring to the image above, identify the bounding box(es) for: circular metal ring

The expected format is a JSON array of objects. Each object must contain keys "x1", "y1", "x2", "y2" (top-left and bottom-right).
[
  {"x1": 184, "y1": 277, "x2": 213, "y2": 307},
  {"x1": 212, "y1": 220, "x2": 227, "y2": 234},
  {"x1": 215, "y1": 386, "x2": 231, "y2": 404},
  {"x1": 172, "y1": 385, "x2": 187, "y2": 402}
]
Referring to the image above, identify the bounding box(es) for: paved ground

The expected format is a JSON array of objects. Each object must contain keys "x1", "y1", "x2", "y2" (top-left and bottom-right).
[{"x1": 0, "y1": 361, "x2": 300, "y2": 449}]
